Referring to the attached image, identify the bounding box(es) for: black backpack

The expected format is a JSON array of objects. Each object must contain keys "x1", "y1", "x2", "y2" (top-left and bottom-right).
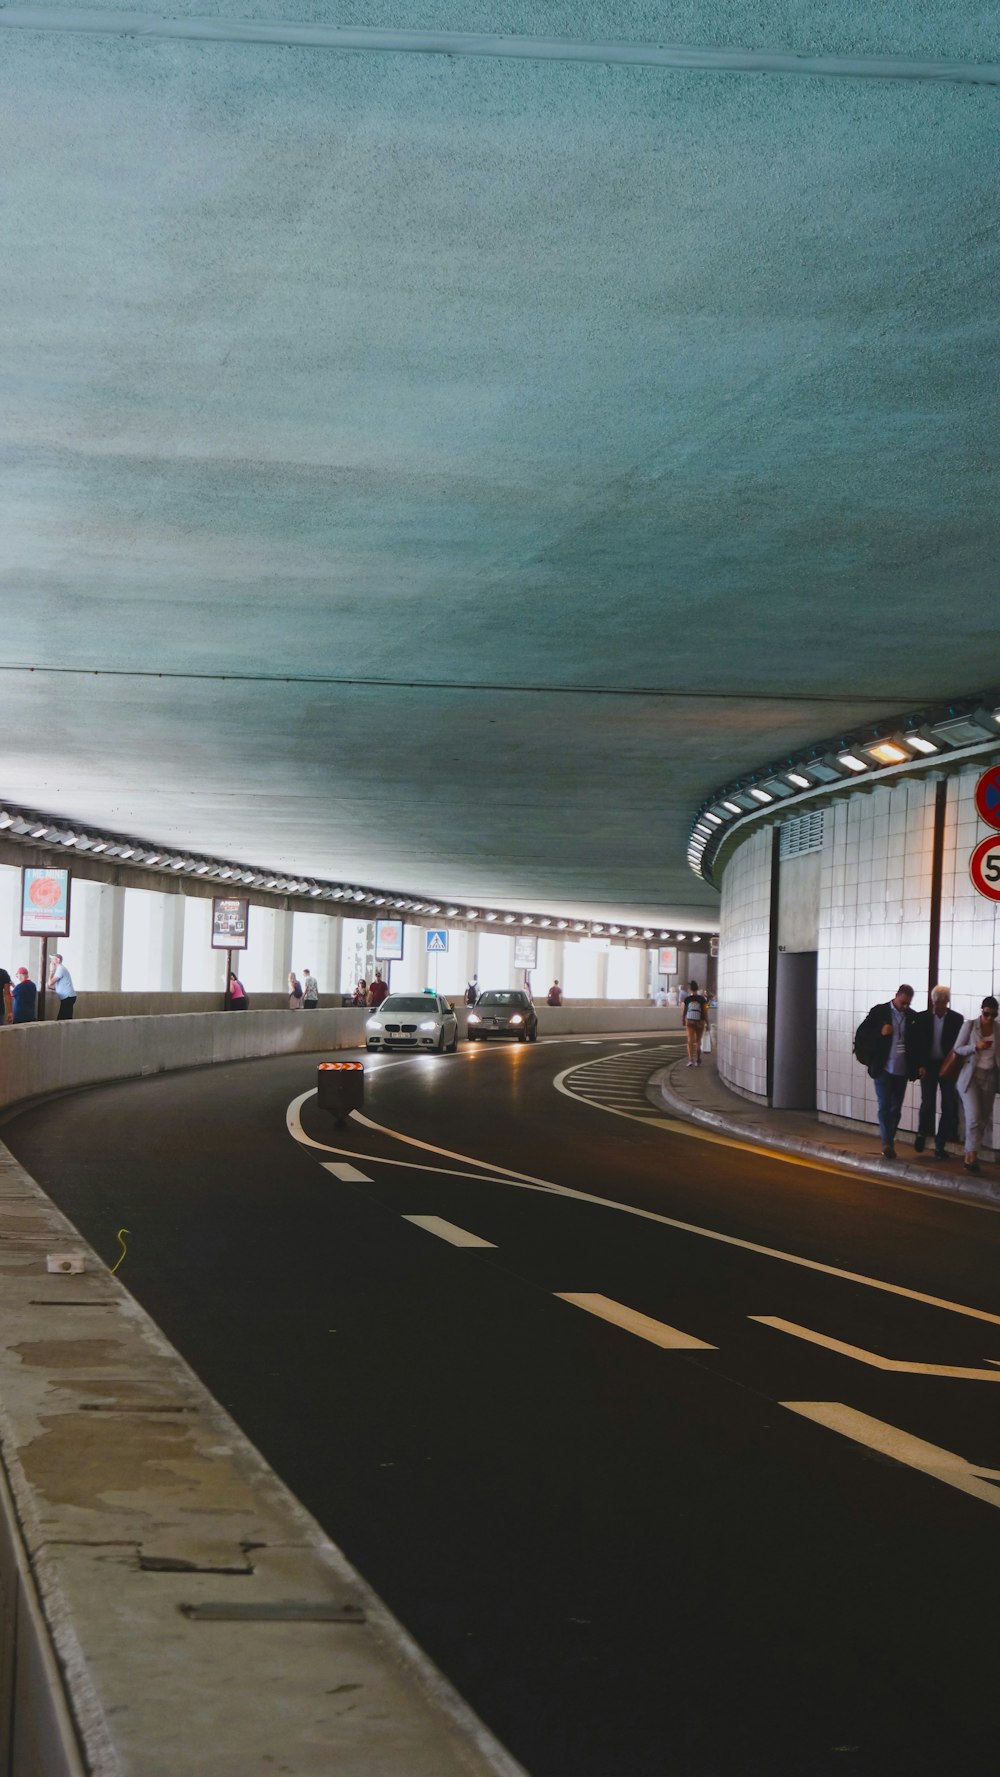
[{"x1": 853, "y1": 1018, "x2": 875, "y2": 1066}]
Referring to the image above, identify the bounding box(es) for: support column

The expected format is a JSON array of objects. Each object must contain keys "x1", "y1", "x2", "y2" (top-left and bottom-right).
[
  {"x1": 94, "y1": 884, "x2": 125, "y2": 991},
  {"x1": 158, "y1": 894, "x2": 185, "y2": 992},
  {"x1": 311, "y1": 915, "x2": 343, "y2": 1004},
  {"x1": 273, "y1": 909, "x2": 294, "y2": 989}
]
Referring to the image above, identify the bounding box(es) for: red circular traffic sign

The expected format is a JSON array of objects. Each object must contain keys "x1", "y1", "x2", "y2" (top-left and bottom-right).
[
  {"x1": 970, "y1": 835, "x2": 1000, "y2": 901},
  {"x1": 974, "y1": 764, "x2": 1000, "y2": 828}
]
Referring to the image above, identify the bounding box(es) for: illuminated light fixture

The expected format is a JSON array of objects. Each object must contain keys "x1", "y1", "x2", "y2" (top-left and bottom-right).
[
  {"x1": 592, "y1": 923, "x2": 604, "y2": 933},
  {"x1": 427, "y1": 904, "x2": 440, "y2": 914},
  {"x1": 785, "y1": 770, "x2": 811, "y2": 789},
  {"x1": 89, "y1": 839, "x2": 107, "y2": 853},
  {"x1": 446, "y1": 906, "x2": 459, "y2": 917},
  {"x1": 485, "y1": 911, "x2": 497, "y2": 922},
  {"x1": 749, "y1": 788, "x2": 773, "y2": 803},
  {"x1": 466, "y1": 909, "x2": 479, "y2": 919},
  {"x1": 522, "y1": 916, "x2": 533, "y2": 925},
  {"x1": 660, "y1": 931, "x2": 670, "y2": 940},
  {"x1": 721, "y1": 800, "x2": 742, "y2": 816},
  {"x1": 702, "y1": 812, "x2": 723, "y2": 826},
  {"x1": 30, "y1": 824, "x2": 48, "y2": 838},
  {"x1": 556, "y1": 919, "x2": 568, "y2": 929},
  {"x1": 538, "y1": 918, "x2": 551, "y2": 928},
  {"x1": 676, "y1": 932, "x2": 687, "y2": 940},
  {"x1": 691, "y1": 935, "x2": 702, "y2": 942},
  {"x1": 693, "y1": 820, "x2": 713, "y2": 835},
  {"x1": 643, "y1": 929, "x2": 653, "y2": 940},
  {"x1": 143, "y1": 852, "x2": 161, "y2": 865},
  {"x1": 626, "y1": 928, "x2": 638, "y2": 939},
  {"x1": 574, "y1": 922, "x2": 586, "y2": 932},
  {"x1": 836, "y1": 751, "x2": 868, "y2": 773},
  {"x1": 503, "y1": 914, "x2": 516, "y2": 924},
  {"x1": 904, "y1": 732, "x2": 938, "y2": 755},
  {"x1": 608, "y1": 925, "x2": 620, "y2": 935},
  {"x1": 760, "y1": 776, "x2": 795, "y2": 799},
  {"x1": 863, "y1": 739, "x2": 909, "y2": 767}
]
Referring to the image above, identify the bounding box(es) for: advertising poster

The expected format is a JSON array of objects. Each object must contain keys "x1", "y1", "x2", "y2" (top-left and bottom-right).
[
  {"x1": 658, "y1": 946, "x2": 678, "y2": 975},
  {"x1": 514, "y1": 935, "x2": 538, "y2": 970},
  {"x1": 211, "y1": 896, "x2": 250, "y2": 949},
  {"x1": 20, "y1": 867, "x2": 71, "y2": 937},
  {"x1": 375, "y1": 918, "x2": 404, "y2": 962}
]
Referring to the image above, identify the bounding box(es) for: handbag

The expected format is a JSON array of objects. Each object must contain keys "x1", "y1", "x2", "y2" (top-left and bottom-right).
[
  {"x1": 701, "y1": 1027, "x2": 713, "y2": 1055},
  {"x1": 937, "y1": 1048, "x2": 960, "y2": 1083}
]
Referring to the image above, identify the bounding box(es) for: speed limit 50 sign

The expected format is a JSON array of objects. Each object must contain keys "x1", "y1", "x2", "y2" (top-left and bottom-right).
[{"x1": 970, "y1": 835, "x2": 1000, "y2": 901}]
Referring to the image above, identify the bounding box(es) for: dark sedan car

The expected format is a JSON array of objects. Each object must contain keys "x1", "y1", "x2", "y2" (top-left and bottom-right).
[{"x1": 466, "y1": 989, "x2": 538, "y2": 1042}]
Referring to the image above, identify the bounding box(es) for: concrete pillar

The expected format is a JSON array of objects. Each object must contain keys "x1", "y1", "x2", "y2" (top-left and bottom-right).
[
  {"x1": 159, "y1": 894, "x2": 185, "y2": 992},
  {"x1": 93, "y1": 885, "x2": 125, "y2": 991},
  {"x1": 595, "y1": 947, "x2": 610, "y2": 1002},
  {"x1": 313, "y1": 915, "x2": 343, "y2": 1004},
  {"x1": 273, "y1": 909, "x2": 294, "y2": 989}
]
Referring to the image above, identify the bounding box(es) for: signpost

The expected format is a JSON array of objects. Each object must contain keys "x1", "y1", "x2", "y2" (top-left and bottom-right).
[
  {"x1": 375, "y1": 918, "x2": 404, "y2": 992},
  {"x1": 211, "y1": 896, "x2": 250, "y2": 1009},
  {"x1": 971, "y1": 767, "x2": 1000, "y2": 902},
  {"x1": 426, "y1": 927, "x2": 448, "y2": 990},
  {"x1": 658, "y1": 946, "x2": 677, "y2": 976},
  {"x1": 21, "y1": 868, "x2": 71, "y2": 1022}
]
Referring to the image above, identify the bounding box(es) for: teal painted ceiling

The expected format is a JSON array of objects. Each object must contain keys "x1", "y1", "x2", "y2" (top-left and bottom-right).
[{"x1": 2, "y1": 5, "x2": 998, "y2": 923}]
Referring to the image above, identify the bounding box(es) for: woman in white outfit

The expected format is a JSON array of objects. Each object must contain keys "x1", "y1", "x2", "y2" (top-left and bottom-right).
[{"x1": 953, "y1": 995, "x2": 1000, "y2": 1175}]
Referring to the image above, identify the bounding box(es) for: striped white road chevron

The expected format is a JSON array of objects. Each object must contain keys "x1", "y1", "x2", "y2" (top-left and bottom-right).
[{"x1": 557, "y1": 1045, "x2": 682, "y2": 1117}]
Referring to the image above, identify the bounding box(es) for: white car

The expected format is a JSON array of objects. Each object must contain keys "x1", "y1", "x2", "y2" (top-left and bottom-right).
[{"x1": 365, "y1": 993, "x2": 459, "y2": 1053}]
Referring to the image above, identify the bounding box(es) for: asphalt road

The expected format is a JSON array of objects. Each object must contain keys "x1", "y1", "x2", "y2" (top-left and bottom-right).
[{"x1": 6, "y1": 1034, "x2": 1000, "y2": 1777}]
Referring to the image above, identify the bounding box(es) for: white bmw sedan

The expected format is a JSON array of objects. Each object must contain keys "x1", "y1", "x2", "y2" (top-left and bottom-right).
[{"x1": 365, "y1": 993, "x2": 459, "y2": 1053}]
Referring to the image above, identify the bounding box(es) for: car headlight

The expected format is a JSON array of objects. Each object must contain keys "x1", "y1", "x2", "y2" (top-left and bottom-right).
[
  {"x1": 467, "y1": 1012, "x2": 480, "y2": 1024},
  {"x1": 419, "y1": 1020, "x2": 437, "y2": 1031},
  {"x1": 510, "y1": 1014, "x2": 523, "y2": 1024},
  {"x1": 366, "y1": 1018, "x2": 382, "y2": 1031}
]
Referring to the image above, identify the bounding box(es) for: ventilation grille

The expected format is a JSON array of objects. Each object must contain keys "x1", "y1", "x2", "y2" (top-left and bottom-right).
[{"x1": 780, "y1": 810, "x2": 825, "y2": 859}]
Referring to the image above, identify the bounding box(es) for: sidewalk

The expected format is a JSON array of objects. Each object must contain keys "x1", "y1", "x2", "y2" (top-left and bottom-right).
[{"x1": 653, "y1": 1053, "x2": 1000, "y2": 1211}]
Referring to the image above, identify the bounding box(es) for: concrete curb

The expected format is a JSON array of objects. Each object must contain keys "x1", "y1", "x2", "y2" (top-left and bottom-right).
[
  {"x1": 651, "y1": 1060, "x2": 1000, "y2": 1212},
  {"x1": 0, "y1": 1141, "x2": 529, "y2": 1777}
]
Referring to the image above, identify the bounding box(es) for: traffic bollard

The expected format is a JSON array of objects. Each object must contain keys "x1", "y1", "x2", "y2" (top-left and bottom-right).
[{"x1": 317, "y1": 1061, "x2": 364, "y2": 1125}]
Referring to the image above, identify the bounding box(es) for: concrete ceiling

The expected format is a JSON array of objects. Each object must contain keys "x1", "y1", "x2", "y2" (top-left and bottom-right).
[{"x1": 3, "y1": 4, "x2": 999, "y2": 926}]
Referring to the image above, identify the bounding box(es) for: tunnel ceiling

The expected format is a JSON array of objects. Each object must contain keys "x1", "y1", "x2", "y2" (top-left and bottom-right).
[{"x1": 3, "y1": 4, "x2": 999, "y2": 926}]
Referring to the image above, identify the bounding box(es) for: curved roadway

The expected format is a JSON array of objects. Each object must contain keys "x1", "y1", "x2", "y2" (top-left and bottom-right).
[{"x1": 5, "y1": 1034, "x2": 1000, "y2": 1777}]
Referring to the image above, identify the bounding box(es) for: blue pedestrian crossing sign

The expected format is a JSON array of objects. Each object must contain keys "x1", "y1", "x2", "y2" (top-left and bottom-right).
[{"x1": 426, "y1": 929, "x2": 449, "y2": 953}]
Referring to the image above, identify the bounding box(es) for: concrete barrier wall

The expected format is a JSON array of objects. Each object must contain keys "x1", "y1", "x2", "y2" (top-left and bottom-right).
[{"x1": 0, "y1": 1006, "x2": 682, "y2": 1116}]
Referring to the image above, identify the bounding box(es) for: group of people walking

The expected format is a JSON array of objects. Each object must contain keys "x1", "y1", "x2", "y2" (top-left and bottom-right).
[
  {"x1": 352, "y1": 971, "x2": 388, "y2": 1007},
  {"x1": 856, "y1": 984, "x2": 999, "y2": 1175},
  {"x1": 0, "y1": 953, "x2": 76, "y2": 1025}
]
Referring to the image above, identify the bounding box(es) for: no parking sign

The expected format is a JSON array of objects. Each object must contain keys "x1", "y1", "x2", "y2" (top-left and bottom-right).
[{"x1": 974, "y1": 764, "x2": 1000, "y2": 828}]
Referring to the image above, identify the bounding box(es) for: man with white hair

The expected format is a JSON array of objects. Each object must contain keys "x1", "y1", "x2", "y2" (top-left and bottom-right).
[{"x1": 914, "y1": 985, "x2": 963, "y2": 1159}]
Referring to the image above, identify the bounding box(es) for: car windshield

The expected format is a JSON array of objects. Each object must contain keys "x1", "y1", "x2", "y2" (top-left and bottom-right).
[
  {"x1": 379, "y1": 996, "x2": 438, "y2": 1014},
  {"x1": 478, "y1": 992, "x2": 528, "y2": 1007}
]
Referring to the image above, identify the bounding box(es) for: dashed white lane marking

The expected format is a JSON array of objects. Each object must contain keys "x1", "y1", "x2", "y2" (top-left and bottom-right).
[
  {"x1": 403, "y1": 1215, "x2": 497, "y2": 1248},
  {"x1": 556, "y1": 1293, "x2": 716, "y2": 1350},
  {"x1": 782, "y1": 1402, "x2": 1000, "y2": 1513},
  {"x1": 754, "y1": 1317, "x2": 1000, "y2": 1381},
  {"x1": 287, "y1": 1091, "x2": 1000, "y2": 1329},
  {"x1": 322, "y1": 1161, "x2": 373, "y2": 1182}
]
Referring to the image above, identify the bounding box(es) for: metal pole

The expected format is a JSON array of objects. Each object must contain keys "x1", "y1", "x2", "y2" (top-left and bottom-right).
[{"x1": 38, "y1": 936, "x2": 49, "y2": 1022}]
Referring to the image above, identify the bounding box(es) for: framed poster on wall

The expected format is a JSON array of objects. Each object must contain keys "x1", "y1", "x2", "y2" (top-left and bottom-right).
[
  {"x1": 375, "y1": 918, "x2": 405, "y2": 962},
  {"x1": 658, "y1": 946, "x2": 677, "y2": 975},
  {"x1": 514, "y1": 935, "x2": 538, "y2": 970},
  {"x1": 20, "y1": 867, "x2": 71, "y2": 937},
  {"x1": 211, "y1": 896, "x2": 250, "y2": 949}
]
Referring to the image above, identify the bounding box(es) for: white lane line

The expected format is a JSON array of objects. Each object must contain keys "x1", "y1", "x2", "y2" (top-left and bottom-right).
[
  {"x1": 287, "y1": 1090, "x2": 1000, "y2": 1329},
  {"x1": 782, "y1": 1402, "x2": 1000, "y2": 1514},
  {"x1": 322, "y1": 1161, "x2": 373, "y2": 1183},
  {"x1": 555, "y1": 1293, "x2": 716, "y2": 1350},
  {"x1": 403, "y1": 1215, "x2": 497, "y2": 1248},
  {"x1": 753, "y1": 1316, "x2": 1000, "y2": 1381}
]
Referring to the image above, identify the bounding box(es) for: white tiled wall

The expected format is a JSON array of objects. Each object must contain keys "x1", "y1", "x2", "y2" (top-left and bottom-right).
[
  {"x1": 717, "y1": 763, "x2": 1000, "y2": 1143},
  {"x1": 717, "y1": 824, "x2": 772, "y2": 1100}
]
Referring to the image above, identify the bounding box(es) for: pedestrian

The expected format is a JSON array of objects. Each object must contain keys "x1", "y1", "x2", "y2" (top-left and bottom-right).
[
  {"x1": 352, "y1": 978, "x2": 368, "y2": 1006},
  {"x1": 466, "y1": 973, "x2": 479, "y2": 1006},
  {"x1": 914, "y1": 985, "x2": 962, "y2": 1159},
  {"x1": 682, "y1": 980, "x2": 710, "y2": 1066},
  {"x1": 11, "y1": 967, "x2": 37, "y2": 1024},
  {"x1": 952, "y1": 996, "x2": 1000, "y2": 1176},
  {"x1": 854, "y1": 983, "x2": 920, "y2": 1159},
  {"x1": 227, "y1": 972, "x2": 249, "y2": 1011},
  {"x1": 546, "y1": 979, "x2": 563, "y2": 1007},
  {"x1": 0, "y1": 965, "x2": 11, "y2": 1026},
  {"x1": 368, "y1": 969, "x2": 389, "y2": 1008},
  {"x1": 47, "y1": 953, "x2": 77, "y2": 1020},
  {"x1": 288, "y1": 971, "x2": 304, "y2": 1010},
  {"x1": 302, "y1": 968, "x2": 319, "y2": 1009}
]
